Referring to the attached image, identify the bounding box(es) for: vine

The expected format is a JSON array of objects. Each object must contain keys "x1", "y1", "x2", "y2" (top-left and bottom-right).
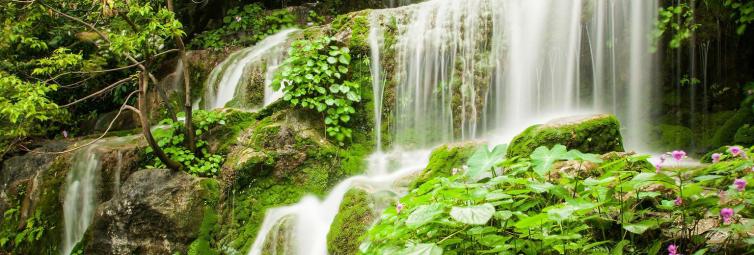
[{"x1": 272, "y1": 37, "x2": 363, "y2": 144}]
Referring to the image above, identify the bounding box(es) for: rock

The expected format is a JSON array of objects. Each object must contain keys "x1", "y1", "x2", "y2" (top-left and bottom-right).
[
  {"x1": 327, "y1": 188, "x2": 376, "y2": 255},
  {"x1": 93, "y1": 110, "x2": 140, "y2": 132},
  {"x1": 84, "y1": 169, "x2": 220, "y2": 255},
  {"x1": 507, "y1": 114, "x2": 624, "y2": 158},
  {"x1": 410, "y1": 142, "x2": 481, "y2": 189}
]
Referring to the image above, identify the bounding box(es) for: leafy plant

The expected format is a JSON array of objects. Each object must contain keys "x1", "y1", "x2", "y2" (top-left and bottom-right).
[
  {"x1": 146, "y1": 110, "x2": 226, "y2": 176},
  {"x1": 724, "y1": 0, "x2": 754, "y2": 35},
  {"x1": 655, "y1": 3, "x2": 700, "y2": 49},
  {"x1": 361, "y1": 144, "x2": 754, "y2": 254},
  {"x1": 272, "y1": 36, "x2": 364, "y2": 144}
]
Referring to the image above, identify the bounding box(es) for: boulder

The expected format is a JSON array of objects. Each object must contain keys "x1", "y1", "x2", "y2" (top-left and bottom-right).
[
  {"x1": 327, "y1": 188, "x2": 376, "y2": 255},
  {"x1": 507, "y1": 114, "x2": 624, "y2": 158},
  {"x1": 84, "y1": 169, "x2": 220, "y2": 255},
  {"x1": 410, "y1": 142, "x2": 481, "y2": 189}
]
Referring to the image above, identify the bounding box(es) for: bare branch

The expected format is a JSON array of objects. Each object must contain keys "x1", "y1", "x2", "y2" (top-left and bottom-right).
[
  {"x1": 30, "y1": 90, "x2": 140, "y2": 155},
  {"x1": 60, "y1": 76, "x2": 135, "y2": 107}
]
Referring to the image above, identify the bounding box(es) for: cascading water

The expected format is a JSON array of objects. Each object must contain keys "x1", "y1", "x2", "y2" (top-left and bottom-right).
[
  {"x1": 247, "y1": 0, "x2": 659, "y2": 254},
  {"x1": 61, "y1": 135, "x2": 138, "y2": 255},
  {"x1": 204, "y1": 29, "x2": 298, "y2": 109},
  {"x1": 372, "y1": 0, "x2": 658, "y2": 148},
  {"x1": 61, "y1": 146, "x2": 101, "y2": 255}
]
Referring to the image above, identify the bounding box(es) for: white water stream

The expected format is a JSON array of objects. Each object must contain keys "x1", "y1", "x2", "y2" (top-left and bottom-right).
[
  {"x1": 240, "y1": 0, "x2": 659, "y2": 254},
  {"x1": 204, "y1": 29, "x2": 298, "y2": 110},
  {"x1": 61, "y1": 135, "x2": 138, "y2": 255}
]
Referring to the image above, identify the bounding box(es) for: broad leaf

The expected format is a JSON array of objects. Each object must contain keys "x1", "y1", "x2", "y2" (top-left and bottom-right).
[
  {"x1": 399, "y1": 243, "x2": 443, "y2": 255},
  {"x1": 622, "y1": 220, "x2": 658, "y2": 234},
  {"x1": 406, "y1": 204, "x2": 444, "y2": 228},
  {"x1": 450, "y1": 203, "x2": 495, "y2": 225},
  {"x1": 466, "y1": 144, "x2": 508, "y2": 180},
  {"x1": 530, "y1": 145, "x2": 569, "y2": 176}
]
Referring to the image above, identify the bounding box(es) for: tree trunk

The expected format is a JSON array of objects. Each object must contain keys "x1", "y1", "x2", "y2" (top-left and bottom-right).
[
  {"x1": 138, "y1": 73, "x2": 183, "y2": 171},
  {"x1": 167, "y1": 0, "x2": 197, "y2": 154}
]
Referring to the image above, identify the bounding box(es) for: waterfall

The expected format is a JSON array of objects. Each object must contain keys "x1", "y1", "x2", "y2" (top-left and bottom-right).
[
  {"x1": 371, "y1": 0, "x2": 658, "y2": 149},
  {"x1": 247, "y1": 0, "x2": 659, "y2": 254},
  {"x1": 204, "y1": 29, "x2": 298, "y2": 110},
  {"x1": 247, "y1": 149, "x2": 431, "y2": 255},
  {"x1": 61, "y1": 146, "x2": 101, "y2": 255},
  {"x1": 61, "y1": 135, "x2": 138, "y2": 255}
]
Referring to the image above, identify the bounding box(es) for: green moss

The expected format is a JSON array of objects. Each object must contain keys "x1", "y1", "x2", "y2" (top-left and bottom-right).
[
  {"x1": 187, "y1": 207, "x2": 220, "y2": 255},
  {"x1": 327, "y1": 188, "x2": 374, "y2": 255},
  {"x1": 734, "y1": 124, "x2": 754, "y2": 146},
  {"x1": 506, "y1": 115, "x2": 624, "y2": 159},
  {"x1": 652, "y1": 124, "x2": 695, "y2": 151},
  {"x1": 410, "y1": 143, "x2": 480, "y2": 189},
  {"x1": 709, "y1": 107, "x2": 754, "y2": 149}
]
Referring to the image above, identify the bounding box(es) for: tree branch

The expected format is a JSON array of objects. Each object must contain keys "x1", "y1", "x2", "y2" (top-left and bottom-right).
[{"x1": 60, "y1": 76, "x2": 134, "y2": 107}]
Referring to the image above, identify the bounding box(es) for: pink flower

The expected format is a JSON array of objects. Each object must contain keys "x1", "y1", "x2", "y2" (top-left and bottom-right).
[
  {"x1": 674, "y1": 196, "x2": 683, "y2": 206},
  {"x1": 729, "y1": 146, "x2": 742, "y2": 157},
  {"x1": 667, "y1": 244, "x2": 679, "y2": 255},
  {"x1": 671, "y1": 150, "x2": 686, "y2": 161},
  {"x1": 62, "y1": 130, "x2": 68, "y2": 138},
  {"x1": 720, "y1": 208, "x2": 734, "y2": 224},
  {"x1": 235, "y1": 16, "x2": 242, "y2": 22},
  {"x1": 660, "y1": 154, "x2": 667, "y2": 164},
  {"x1": 451, "y1": 168, "x2": 460, "y2": 175},
  {"x1": 734, "y1": 178, "x2": 747, "y2": 192},
  {"x1": 396, "y1": 202, "x2": 404, "y2": 214},
  {"x1": 711, "y1": 153, "x2": 721, "y2": 163},
  {"x1": 654, "y1": 163, "x2": 662, "y2": 173}
]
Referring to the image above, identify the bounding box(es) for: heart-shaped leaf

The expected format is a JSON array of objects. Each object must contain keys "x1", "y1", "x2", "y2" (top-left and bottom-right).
[
  {"x1": 530, "y1": 145, "x2": 569, "y2": 176},
  {"x1": 406, "y1": 204, "x2": 444, "y2": 228},
  {"x1": 399, "y1": 243, "x2": 443, "y2": 255},
  {"x1": 450, "y1": 203, "x2": 495, "y2": 225}
]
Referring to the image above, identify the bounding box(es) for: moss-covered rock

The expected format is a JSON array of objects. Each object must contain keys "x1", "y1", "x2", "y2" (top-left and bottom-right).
[
  {"x1": 734, "y1": 124, "x2": 754, "y2": 146},
  {"x1": 214, "y1": 106, "x2": 373, "y2": 254},
  {"x1": 327, "y1": 188, "x2": 376, "y2": 255},
  {"x1": 709, "y1": 107, "x2": 754, "y2": 149},
  {"x1": 651, "y1": 124, "x2": 695, "y2": 151},
  {"x1": 507, "y1": 114, "x2": 624, "y2": 158},
  {"x1": 410, "y1": 142, "x2": 481, "y2": 189}
]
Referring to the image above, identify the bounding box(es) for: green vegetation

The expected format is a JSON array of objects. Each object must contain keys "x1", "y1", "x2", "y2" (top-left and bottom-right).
[
  {"x1": 146, "y1": 110, "x2": 226, "y2": 176},
  {"x1": 725, "y1": 0, "x2": 754, "y2": 34},
  {"x1": 190, "y1": 4, "x2": 296, "y2": 49},
  {"x1": 327, "y1": 188, "x2": 375, "y2": 255},
  {"x1": 272, "y1": 36, "x2": 364, "y2": 144},
  {"x1": 361, "y1": 144, "x2": 754, "y2": 254}
]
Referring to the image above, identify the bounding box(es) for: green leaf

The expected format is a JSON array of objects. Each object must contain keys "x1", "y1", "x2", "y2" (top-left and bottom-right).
[
  {"x1": 449, "y1": 203, "x2": 495, "y2": 225},
  {"x1": 514, "y1": 213, "x2": 549, "y2": 229},
  {"x1": 327, "y1": 57, "x2": 337, "y2": 64},
  {"x1": 530, "y1": 145, "x2": 569, "y2": 177},
  {"x1": 466, "y1": 144, "x2": 507, "y2": 180},
  {"x1": 399, "y1": 243, "x2": 443, "y2": 255},
  {"x1": 406, "y1": 204, "x2": 444, "y2": 228},
  {"x1": 622, "y1": 220, "x2": 657, "y2": 234}
]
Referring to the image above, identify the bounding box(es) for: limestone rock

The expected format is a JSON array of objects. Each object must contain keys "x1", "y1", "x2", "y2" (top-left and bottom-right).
[{"x1": 327, "y1": 188, "x2": 376, "y2": 255}]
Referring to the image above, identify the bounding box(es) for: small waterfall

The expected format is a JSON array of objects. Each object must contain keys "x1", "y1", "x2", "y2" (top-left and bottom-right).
[
  {"x1": 204, "y1": 29, "x2": 298, "y2": 109},
  {"x1": 247, "y1": 149, "x2": 432, "y2": 255},
  {"x1": 61, "y1": 146, "x2": 101, "y2": 255},
  {"x1": 61, "y1": 135, "x2": 138, "y2": 255}
]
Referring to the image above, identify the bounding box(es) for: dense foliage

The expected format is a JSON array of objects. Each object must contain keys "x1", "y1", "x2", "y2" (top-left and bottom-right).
[
  {"x1": 190, "y1": 3, "x2": 296, "y2": 49},
  {"x1": 361, "y1": 144, "x2": 754, "y2": 254},
  {"x1": 272, "y1": 36, "x2": 364, "y2": 144},
  {"x1": 146, "y1": 110, "x2": 226, "y2": 176}
]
